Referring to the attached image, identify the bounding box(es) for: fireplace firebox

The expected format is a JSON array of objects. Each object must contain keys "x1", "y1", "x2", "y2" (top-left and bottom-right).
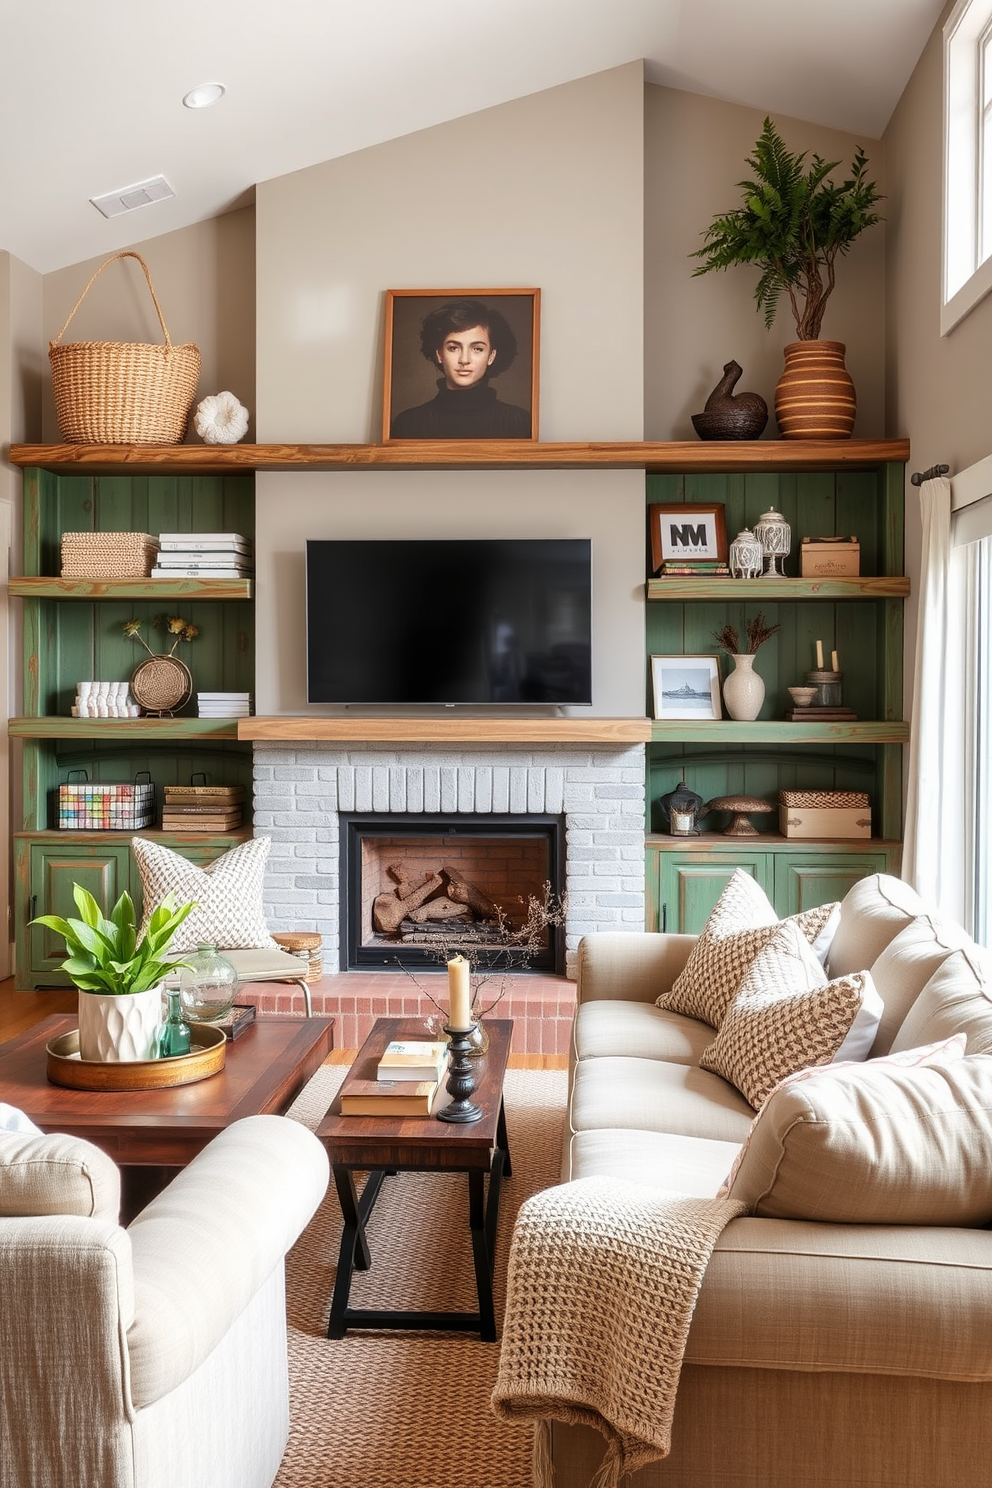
[{"x1": 340, "y1": 812, "x2": 565, "y2": 972}]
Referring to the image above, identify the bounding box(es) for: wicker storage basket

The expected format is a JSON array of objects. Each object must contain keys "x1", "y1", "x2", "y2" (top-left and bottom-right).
[
  {"x1": 61, "y1": 531, "x2": 159, "y2": 578},
  {"x1": 49, "y1": 251, "x2": 200, "y2": 445},
  {"x1": 778, "y1": 790, "x2": 870, "y2": 808},
  {"x1": 272, "y1": 932, "x2": 323, "y2": 983}
]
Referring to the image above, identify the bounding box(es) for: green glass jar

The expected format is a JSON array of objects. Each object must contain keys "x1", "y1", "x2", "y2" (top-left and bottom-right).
[
  {"x1": 178, "y1": 943, "x2": 240, "y2": 1023},
  {"x1": 159, "y1": 988, "x2": 191, "y2": 1058}
]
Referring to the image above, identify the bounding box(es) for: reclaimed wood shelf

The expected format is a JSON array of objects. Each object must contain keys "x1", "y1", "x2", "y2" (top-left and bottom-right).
[
  {"x1": 646, "y1": 576, "x2": 910, "y2": 601},
  {"x1": 237, "y1": 716, "x2": 653, "y2": 743},
  {"x1": 9, "y1": 438, "x2": 911, "y2": 475},
  {"x1": 14, "y1": 827, "x2": 253, "y2": 845},
  {"x1": 645, "y1": 832, "x2": 900, "y2": 851},
  {"x1": 9, "y1": 576, "x2": 253, "y2": 600},
  {"x1": 649, "y1": 720, "x2": 910, "y2": 744},
  {"x1": 9, "y1": 717, "x2": 242, "y2": 740}
]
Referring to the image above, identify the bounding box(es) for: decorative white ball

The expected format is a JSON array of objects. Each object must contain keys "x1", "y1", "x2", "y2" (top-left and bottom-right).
[{"x1": 194, "y1": 391, "x2": 249, "y2": 445}]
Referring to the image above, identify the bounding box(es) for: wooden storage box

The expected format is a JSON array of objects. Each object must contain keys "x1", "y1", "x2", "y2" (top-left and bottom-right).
[
  {"x1": 779, "y1": 790, "x2": 871, "y2": 839},
  {"x1": 800, "y1": 536, "x2": 860, "y2": 577}
]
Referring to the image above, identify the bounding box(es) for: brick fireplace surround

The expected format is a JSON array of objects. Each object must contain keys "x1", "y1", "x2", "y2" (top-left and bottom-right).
[{"x1": 248, "y1": 737, "x2": 647, "y2": 1053}]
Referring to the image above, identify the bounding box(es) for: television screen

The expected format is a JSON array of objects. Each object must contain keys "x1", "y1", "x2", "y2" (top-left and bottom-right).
[{"x1": 306, "y1": 538, "x2": 592, "y2": 705}]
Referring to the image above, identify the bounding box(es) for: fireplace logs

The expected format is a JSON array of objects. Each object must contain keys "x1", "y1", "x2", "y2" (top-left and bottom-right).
[{"x1": 371, "y1": 861, "x2": 505, "y2": 945}]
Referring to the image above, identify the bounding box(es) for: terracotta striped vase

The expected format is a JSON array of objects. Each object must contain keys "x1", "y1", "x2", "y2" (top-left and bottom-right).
[{"x1": 774, "y1": 340, "x2": 856, "y2": 440}]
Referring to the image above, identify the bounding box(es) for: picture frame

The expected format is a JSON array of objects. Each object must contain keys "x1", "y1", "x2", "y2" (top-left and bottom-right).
[
  {"x1": 382, "y1": 288, "x2": 540, "y2": 442},
  {"x1": 651, "y1": 654, "x2": 723, "y2": 721},
  {"x1": 648, "y1": 503, "x2": 728, "y2": 574}
]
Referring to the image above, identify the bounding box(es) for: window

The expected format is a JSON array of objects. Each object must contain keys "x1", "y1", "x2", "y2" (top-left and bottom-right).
[{"x1": 943, "y1": 0, "x2": 992, "y2": 331}]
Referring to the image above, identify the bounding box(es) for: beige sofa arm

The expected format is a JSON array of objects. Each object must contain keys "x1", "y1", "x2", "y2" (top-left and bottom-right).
[
  {"x1": 126, "y1": 1114, "x2": 329, "y2": 1408},
  {"x1": 576, "y1": 930, "x2": 696, "y2": 1005},
  {"x1": 687, "y1": 1216, "x2": 992, "y2": 1381}
]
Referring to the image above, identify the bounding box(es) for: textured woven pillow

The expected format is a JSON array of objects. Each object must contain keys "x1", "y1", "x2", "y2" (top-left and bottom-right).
[
  {"x1": 0, "y1": 1131, "x2": 121, "y2": 1220},
  {"x1": 132, "y1": 835, "x2": 278, "y2": 953},
  {"x1": 699, "y1": 919, "x2": 870, "y2": 1108},
  {"x1": 657, "y1": 868, "x2": 838, "y2": 1028},
  {"x1": 722, "y1": 1038, "x2": 992, "y2": 1225}
]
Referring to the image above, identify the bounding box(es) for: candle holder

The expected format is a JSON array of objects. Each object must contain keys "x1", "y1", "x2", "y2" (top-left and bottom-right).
[{"x1": 437, "y1": 1024, "x2": 484, "y2": 1123}]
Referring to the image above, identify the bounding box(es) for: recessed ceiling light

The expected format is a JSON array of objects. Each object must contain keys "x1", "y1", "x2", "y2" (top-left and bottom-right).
[{"x1": 183, "y1": 82, "x2": 225, "y2": 110}]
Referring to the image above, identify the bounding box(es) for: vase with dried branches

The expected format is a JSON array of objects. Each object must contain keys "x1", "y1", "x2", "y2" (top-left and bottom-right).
[
  {"x1": 398, "y1": 882, "x2": 568, "y2": 1055},
  {"x1": 712, "y1": 613, "x2": 781, "y2": 722}
]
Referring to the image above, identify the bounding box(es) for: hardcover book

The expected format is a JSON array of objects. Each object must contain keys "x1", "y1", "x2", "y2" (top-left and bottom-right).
[
  {"x1": 338, "y1": 1076, "x2": 440, "y2": 1116},
  {"x1": 375, "y1": 1039, "x2": 449, "y2": 1083}
]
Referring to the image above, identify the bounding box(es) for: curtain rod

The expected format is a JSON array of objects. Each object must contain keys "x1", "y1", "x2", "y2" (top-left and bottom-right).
[{"x1": 911, "y1": 463, "x2": 950, "y2": 486}]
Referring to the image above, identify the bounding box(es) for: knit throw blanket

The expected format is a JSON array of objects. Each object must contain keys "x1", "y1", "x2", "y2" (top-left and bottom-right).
[{"x1": 491, "y1": 1177, "x2": 746, "y2": 1488}]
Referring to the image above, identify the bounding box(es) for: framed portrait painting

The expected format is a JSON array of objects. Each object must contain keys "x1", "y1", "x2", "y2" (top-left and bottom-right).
[
  {"x1": 651, "y1": 654, "x2": 723, "y2": 721},
  {"x1": 648, "y1": 503, "x2": 728, "y2": 574},
  {"x1": 382, "y1": 288, "x2": 540, "y2": 442}
]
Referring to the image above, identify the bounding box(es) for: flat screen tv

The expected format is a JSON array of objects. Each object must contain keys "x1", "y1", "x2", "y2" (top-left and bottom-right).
[{"x1": 306, "y1": 538, "x2": 592, "y2": 705}]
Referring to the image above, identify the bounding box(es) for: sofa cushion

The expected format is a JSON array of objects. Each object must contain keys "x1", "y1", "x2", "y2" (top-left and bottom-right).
[
  {"x1": 721, "y1": 1037, "x2": 992, "y2": 1225},
  {"x1": 132, "y1": 834, "x2": 279, "y2": 952},
  {"x1": 825, "y1": 872, "x2": 926, "y2": 978},
  {"x1": 570, "y1": 1055, "x2": 756, "y2": 1142},
  {"x1": 699, "y1": 920, "x2": 875, "y2": 1109},
  {"x1": 573, "y1": 999, "x2": 714, "y2": 1066},
  {"x1": 866, "y1": 913, "x2": 974, "y2": 1056},
  {"x1": 569, "y1": 1127, "x2": 742, "y2": 1196},
  {"x1": 0, "y1": 1130, "x2": 121, "y2": 1220},
  {"x1": 656, "y1": 868, "x2": 837, "y2": 1029},
  {"x1": 891, "y1": 944, "x2": 992, "y2": 1055}
]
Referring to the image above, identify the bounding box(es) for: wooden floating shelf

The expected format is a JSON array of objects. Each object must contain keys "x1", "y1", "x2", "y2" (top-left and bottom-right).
[
  {"x1": 9, "y1": 576, "x2": 253, "y2": 601},
  {"x1": 9, "y1": 717, "x2": 243, "y2": 740},
  {"x1": 237, "y1": 716, "x2": 653, "y2": 743},
  {"x1": 10, "y1": 439, "x2": 911, "y2": 476},
  {"x1": 646, "y1": 833, "x2": 900, "y2": 852},
  {"x1": 650, "y1": 720, "x2": 910, "y2": 744},
  {"x1": 647, "y1": 576, "x2": 910, "y2": 601},
  {"x1": 14, "y1": 828, "x2": 253, "y2": 845}
]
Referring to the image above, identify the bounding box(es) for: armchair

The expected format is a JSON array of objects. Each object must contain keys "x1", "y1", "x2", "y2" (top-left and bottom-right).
[{"x1": 0, "y1": 1113, "x2": 329, "y2": 1488}]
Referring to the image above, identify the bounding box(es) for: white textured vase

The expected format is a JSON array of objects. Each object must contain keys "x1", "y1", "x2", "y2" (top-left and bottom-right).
[
  {"x1": 77, "y1": 985, "x2": 164, "y2": 1062},
  {"x1": 722, "y1": 653, "x2": 765, "y2": 721}
]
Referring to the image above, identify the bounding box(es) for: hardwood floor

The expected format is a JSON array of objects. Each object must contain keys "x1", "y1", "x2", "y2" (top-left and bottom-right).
[{"x1": 0, "y1": 976, "x2": 567, "y2": 1067}]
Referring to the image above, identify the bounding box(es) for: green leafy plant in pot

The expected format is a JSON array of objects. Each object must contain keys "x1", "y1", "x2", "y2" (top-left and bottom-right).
[
  {"x1": 690, "y1": 116, "x2": 882, "y2": 440},
  {"x1": 31, "y1": 885, "x2": 197, "y2": 1062}
]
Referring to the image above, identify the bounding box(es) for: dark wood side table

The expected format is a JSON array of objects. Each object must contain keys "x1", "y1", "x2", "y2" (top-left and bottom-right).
[
  {"x1": 316, "y1": 1016, "x2": 512, "y2": 1342},
  {"x1": 0, "y1": 1014, "x2": 335, "y2": 1218}
]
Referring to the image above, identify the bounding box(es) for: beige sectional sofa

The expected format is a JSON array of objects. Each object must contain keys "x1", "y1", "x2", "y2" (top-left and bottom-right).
[{"x1": 553, "y1": 873, "x2": 992, "y2": 1488}]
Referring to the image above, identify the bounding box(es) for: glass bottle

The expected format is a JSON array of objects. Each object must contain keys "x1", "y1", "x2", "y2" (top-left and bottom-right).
[
  {"x1": 159, "y1": 988, "x2": 191, "y2": 1058},
  {"x1": 178, "y1": 943, "x2": 240, "y2": 1023}
]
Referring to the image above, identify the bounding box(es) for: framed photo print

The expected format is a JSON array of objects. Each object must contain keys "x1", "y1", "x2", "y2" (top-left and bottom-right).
[
  {"x1": 648, "y1": 503, "x2": 728, "y2": 574},
  {"x1": 651, "y1": 654, "x2": 723, "y2": 721},
  {"x1": 382, "y1": 288, "x2": 540, "y2": 442}
]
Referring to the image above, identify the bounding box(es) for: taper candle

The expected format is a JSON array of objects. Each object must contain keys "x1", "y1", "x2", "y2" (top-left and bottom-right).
[
  {"x1": 831, "y1": 649, "x2": 839, "y2": 672},
  {"x1": 815, "y1": 639, "x2": 824, "y2": 669},
  {"x1": 447, "y1": 954, "x2": 473, "y2": 1031}
]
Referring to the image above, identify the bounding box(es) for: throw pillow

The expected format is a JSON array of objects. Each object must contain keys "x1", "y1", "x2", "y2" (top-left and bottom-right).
[
  {"x1": 657, "y1": 868, "x2": 838, "y2": 1029},
  {"x1": 722, "y1": 1038, "x2": 992, "y2": 1225},
  {"x1": 132, "y1": 835, "x2": 279, "y2": 953},
  {"x1": 698, "y1": 919, "x2": 870, "y2": 1108},
  {"x1": 890, "y1": 943, "x2": 992, "y2": 1056},
  {"x1": 0, "y1": 1131, "x2": 121, "y2": 1220}
]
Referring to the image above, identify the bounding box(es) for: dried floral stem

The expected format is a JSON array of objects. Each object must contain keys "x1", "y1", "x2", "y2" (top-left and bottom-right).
[{"x1": 712, "y1": 611, "x2": 780, "y2": 655}]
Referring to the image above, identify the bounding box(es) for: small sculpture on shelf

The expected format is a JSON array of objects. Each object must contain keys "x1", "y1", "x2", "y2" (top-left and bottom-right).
[
  {"x1": 123, "y1": 614, "x2": 199, "y2": 717},
  {"x1": 691, "y1": 360, "x2": 768, "y2": 441}
]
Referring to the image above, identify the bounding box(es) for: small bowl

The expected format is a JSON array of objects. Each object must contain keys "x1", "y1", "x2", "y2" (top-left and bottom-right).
[{"x1": 788, "y1": 686, "x2": 818, "y2": 707}]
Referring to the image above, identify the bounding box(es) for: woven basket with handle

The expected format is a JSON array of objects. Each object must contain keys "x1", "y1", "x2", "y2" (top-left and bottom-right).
[{"x1": 49, "y1": 251, "x2": 201, "y2": 444}]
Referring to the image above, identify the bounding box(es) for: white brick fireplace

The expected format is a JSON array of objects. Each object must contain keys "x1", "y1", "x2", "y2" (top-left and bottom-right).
[{"x1": 252, "y1": 740, "x2": 647, "y2": 976}]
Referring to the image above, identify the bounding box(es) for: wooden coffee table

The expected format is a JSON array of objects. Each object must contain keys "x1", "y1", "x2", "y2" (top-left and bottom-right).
[
  {"x1": 317, "y1": 1016, "x2": 512, "y2": 1342},
  {"x1": 0, "y1": 1014, "x2": 335, "y2": 1217}
]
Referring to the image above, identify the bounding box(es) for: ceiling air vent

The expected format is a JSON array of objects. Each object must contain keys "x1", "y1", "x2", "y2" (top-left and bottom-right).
[{"x1": 90, "y1": 176, "x2": 175, "y2": 219}]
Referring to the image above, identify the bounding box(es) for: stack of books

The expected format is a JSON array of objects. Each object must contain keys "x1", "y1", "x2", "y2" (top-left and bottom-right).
[
  {"x1": 339, "y1": 1038, "x2": 449, "y2": 1116},
  {"x1": 197, "y1": 691, "x2": 254, "y2": 717},
  {"x1": 161, "y1": 784, "x2": 245, "y2": 833},
  {"x1": 655, "y1": 560, "x2": 731, "y2": 577},
  {"x1": 151, "y1": 532, "x2": 254, "y2": 579}
]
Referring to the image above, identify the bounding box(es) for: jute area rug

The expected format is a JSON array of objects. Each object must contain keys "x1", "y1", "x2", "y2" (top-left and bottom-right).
[{"x1": 276, "y1": 1062, "x2": 568, "y2": 1488}]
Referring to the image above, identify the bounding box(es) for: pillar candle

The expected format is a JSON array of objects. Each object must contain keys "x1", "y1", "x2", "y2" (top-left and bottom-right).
[
  {"x1": 447, "y1": 955, "x2": 473, "y2": 1031},
  {"x1": 831, "y1": 649, "x2": 839, "y2": 672},
  {"x1": 815, "y1": 639, "x2": 824, "y2": 669}
]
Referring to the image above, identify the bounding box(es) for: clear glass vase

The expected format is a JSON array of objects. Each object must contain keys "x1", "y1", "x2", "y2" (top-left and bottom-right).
[
  {"x1": 178, "y1": 943, "x2": 240, "y2": 1023},
  {"x1": 466, "y1": 1018, "x2": 490, "y2": 1057}
]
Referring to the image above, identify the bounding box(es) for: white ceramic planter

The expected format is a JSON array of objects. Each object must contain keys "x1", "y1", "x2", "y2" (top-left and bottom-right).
[
  {"x1": 722, "y1": 653, "x2": 765, "y2": 721},
  {"x1": 77, "y1": 985, "x2": 164, "y2": 1062}
]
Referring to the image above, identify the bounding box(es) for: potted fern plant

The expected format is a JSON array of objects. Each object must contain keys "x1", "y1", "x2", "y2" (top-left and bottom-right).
[
  {"x1": 691, "y1": 116, "x2": 882, "y2": 440},
  {"x1": 31, "y1": 885, "x2": 197, "y2": 1061}
]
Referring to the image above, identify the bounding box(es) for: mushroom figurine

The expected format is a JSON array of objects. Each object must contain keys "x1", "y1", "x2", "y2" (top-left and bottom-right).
[{"x1": 704, "y1": 795, "x2": 774, "y2": 837}]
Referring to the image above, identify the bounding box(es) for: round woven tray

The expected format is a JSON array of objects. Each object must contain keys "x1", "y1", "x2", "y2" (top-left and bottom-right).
[
  {"x1": 47, "y1": 1024, "x2": 226, "y2": 1091},
  {"x1": 129, "y1": 655, "x2": 192, "y2": 715}
]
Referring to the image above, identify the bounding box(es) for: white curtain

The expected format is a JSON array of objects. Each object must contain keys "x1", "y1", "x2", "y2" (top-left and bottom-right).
[{"x1": 902, "y1": 474, "x2": 971, "y2": 919}]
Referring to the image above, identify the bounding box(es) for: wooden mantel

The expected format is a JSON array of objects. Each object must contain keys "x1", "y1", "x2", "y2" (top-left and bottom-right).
[
  {"x1": 237, "y1": 716, "x2": 653, "y2": 743},
  {"x1": 8, "y1": 438, "x2": 910, "y2": 476}
]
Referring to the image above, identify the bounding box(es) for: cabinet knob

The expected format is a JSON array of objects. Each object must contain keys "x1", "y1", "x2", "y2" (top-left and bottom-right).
[
  {"x1": 29, "y1": 894, "x2": 37, "y2": 921},
  {"x1": 661, "y1": 903, "x2": 667, "y2": 934}
]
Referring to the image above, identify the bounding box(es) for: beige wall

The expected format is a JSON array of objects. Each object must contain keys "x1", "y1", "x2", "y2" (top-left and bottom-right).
[
  {"x1": 41, "y1": 208, "x2": 256, "y2": 442},
  {"x1": 645, "y1": 86, "x2": 887, "y2": 440}
]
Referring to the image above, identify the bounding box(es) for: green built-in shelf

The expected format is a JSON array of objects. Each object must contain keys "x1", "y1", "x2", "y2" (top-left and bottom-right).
[
  {"x1": 650, "y1": 720, "x2": 910, "y2": 743},
  {"x1": 10, "y1": 717, "x2": 242, "y2": 740},
  {"x1": 646, "y1": 576, "x2": 909, "y2": 601},
  {"x1": 9, "y1": 577, "x2": 252, "y2": 601}
]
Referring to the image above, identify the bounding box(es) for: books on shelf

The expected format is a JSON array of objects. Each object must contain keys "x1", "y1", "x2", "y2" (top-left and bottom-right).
[
  {"x1": 375, "y1": 1039, "x2": 449, "y2": 1083},
  {"x1": 338, "y1": 1076, "x2": 441, "y2": 1117},
  {"x1": 158, "y1": 533, "x2": 253, "y2": 552},
  {"x1": 164, "y1": 785, "x2": 245, "y2": 801},
  {"x1": 655, "y1": 561, "x2": 731, "y2": 576},
  {"x1": 153, "y1": 533, "x2": 254, "y2": 579},
  {"x1": 196, "y1": 692, "x2": 254, "y2": 717},
  {"x1": 151, "y1": 565, "x2": 253, "y2": 578},
  {"x1": 162, "y1": 783, "x2": 244, "y2": 832}
]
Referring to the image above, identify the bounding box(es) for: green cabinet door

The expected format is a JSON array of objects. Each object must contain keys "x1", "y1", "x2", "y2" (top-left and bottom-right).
[
  {"x1": 773, "y1": 851, "x2": 892, "y2": 918},
  {"x1": 17, "y1": 838, "x2": 134, "y2": 987},
  {"x1": 655, "y1": 850, "x2": 775, "y2": 935}
]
